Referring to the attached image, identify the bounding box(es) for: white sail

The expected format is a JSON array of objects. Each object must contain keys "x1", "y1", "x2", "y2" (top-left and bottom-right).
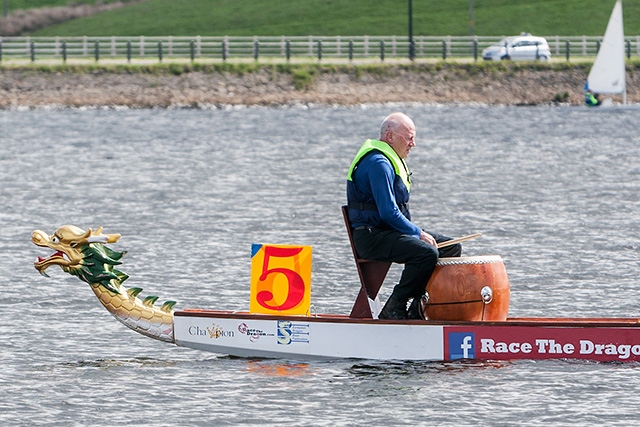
[{"x1": 586, "y1": 0, "x2": 625, "y2": 96}]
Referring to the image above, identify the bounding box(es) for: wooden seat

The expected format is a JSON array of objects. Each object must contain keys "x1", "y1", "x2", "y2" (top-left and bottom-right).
[{"x1": 342, "y1": 205, "x2": 391, "y2": 318}]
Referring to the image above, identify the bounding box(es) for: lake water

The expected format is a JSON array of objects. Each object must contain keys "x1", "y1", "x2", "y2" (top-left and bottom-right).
[{"x1": 1, "y1": 104, "x2": 640, "y2": 426}]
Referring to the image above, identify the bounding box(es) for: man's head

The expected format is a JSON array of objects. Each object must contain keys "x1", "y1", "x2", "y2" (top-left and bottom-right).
[{"x1": 379, "y1": 112, "x2": 416, "y2": 159}]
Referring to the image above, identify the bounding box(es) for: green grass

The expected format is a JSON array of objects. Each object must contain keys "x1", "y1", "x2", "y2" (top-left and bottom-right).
[
  {"x1": 3, "y1": 60, "x2": 639, "y2": 95},
  {"x1": 8, "y1": 59, "x2": 640, "y2": 75},
  {"x1": 21, "y1": 0, "x2": 640, "y2": 37}
]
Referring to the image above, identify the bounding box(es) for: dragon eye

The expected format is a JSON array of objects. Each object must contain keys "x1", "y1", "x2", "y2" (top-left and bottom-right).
[{"x1": 52, "y1": 236, "x2": 60, "y2": 244}]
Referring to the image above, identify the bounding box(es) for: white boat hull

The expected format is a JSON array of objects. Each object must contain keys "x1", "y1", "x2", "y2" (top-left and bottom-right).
[
  {"x1": 174, "y1": 312, "x2": 444, "y2": 360},
  {"x1": 174, "y1": 311, "x2": 640, "y2": 362}
]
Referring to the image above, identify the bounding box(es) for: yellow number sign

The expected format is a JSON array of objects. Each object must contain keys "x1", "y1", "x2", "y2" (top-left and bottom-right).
[{"x1": 250, "y1": 244, "x2": 312, "y2": 316}]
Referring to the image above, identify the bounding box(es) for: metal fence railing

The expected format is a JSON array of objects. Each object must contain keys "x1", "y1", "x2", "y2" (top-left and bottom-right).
[{"x1": 0, "y1": 35, "x2": 639, "y2": 63}]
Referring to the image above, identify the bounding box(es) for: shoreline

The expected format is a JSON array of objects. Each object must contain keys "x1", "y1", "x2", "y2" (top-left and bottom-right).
[{"x1": 0, "y1": 62, "x2": 637, "y2": 108}]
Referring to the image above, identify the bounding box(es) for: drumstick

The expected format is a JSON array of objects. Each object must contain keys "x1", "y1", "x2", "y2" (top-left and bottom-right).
[{"x1": 436, "y1": 233, "x2": 482, "y2": 249}]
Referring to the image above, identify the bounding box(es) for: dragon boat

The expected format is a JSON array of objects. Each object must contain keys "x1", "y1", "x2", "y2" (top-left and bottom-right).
[{"x1": 31, "y1": 210, "x2": 640, "y2": 363}]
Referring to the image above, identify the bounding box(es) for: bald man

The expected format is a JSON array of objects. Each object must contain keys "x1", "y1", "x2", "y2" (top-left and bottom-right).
[{"x1": 346, "y1": 112, "x2": 461, "y2": 320}]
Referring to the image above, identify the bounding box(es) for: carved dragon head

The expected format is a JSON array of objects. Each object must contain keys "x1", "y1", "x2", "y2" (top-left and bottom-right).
[{"x1": 32, "y1": 225, "x2": 127, "y2": 293}]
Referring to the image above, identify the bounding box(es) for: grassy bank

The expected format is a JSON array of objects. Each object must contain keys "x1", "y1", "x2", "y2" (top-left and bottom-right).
[
  {"x1": 0, "y1": 59, "x2": 604, "y2": 90},
  {"x1": 2, "y1": 59, "x2": 637, "y2": 108},
  {"x1": 0, "y1": 58, "x2": 604, "y2": 73},
  {"x1": 24, "y1": 0, "x2": 640, "y2": 38}
]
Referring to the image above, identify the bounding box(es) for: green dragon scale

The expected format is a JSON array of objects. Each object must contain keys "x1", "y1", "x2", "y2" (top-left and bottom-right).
[{"x1": 32, "y1": 225, "x2": 175, "y2": 342}]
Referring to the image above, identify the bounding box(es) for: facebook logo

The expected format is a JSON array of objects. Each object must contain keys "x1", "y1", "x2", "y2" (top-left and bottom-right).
[{"x1": 449, "y1": 332, "x2": 475, "y2": 360}]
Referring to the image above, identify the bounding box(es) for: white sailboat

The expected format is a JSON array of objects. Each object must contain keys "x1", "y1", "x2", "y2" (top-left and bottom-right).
[{"x1": 585, "y1": 0, "x2": 626, "y2": 104}]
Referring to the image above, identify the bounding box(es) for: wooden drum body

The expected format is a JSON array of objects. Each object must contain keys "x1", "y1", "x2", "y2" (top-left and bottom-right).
[{"x1": 424, "y1": 255, "x2": 510, "y2": 321}]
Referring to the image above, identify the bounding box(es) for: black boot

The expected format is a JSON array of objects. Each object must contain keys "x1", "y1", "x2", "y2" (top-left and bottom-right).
[
  {"x1": 407, "y1": 295, "x2": 427, "y2": 320},
  {"x1": 379, "y1": 295, "x2": 408, "y2": 320}
]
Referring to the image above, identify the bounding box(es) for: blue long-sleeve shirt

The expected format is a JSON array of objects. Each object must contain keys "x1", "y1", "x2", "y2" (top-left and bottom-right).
[{"x1": 347, "y1": 151, "x2": 422, "y2": 238}]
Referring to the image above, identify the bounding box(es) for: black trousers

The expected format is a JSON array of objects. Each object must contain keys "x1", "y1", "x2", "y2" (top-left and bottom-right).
[{"x1": 353, "y1": 227, "x2": 462, "y2": 302}]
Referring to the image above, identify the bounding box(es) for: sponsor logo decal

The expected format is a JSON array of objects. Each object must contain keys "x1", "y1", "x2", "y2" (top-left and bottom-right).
[
  {"x1": 277, "y1": 320, "x2": 310, "y2": 345},
  {"x1": 446, "y1": 326, "x2": 640, "y2": 361},
  {"x1": 238, "y1": 322, "x2": 274, "y2": 342},
  {"x1": 449, "y1": 332, "x2": 475, "y2": 360},
  {"x1": 479, "y1": 338, "x2": 640, "y2": 360},
  {"x1": 188, "y1": 323, "x2": 234, "y2": 339}
]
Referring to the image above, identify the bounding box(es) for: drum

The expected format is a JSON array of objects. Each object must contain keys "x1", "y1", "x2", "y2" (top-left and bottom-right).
[{"x1": 423, "y1": 255, "x2": 510, "y2": 321}]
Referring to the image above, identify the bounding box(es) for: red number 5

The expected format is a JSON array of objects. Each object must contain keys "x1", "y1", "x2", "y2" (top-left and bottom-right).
[{"x1": 256, "y1": 245, "x2": 306, "y2": 311}]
